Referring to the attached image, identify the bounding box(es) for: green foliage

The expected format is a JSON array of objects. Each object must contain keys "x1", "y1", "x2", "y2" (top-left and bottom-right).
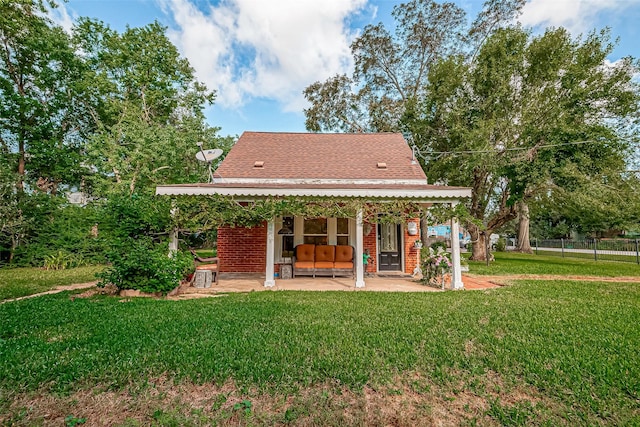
[
  {"x1": 97, "y1": 240, "x2": 192, "y2": 294},
  {"x1": 97, "y1": 192, "x2": 191, "y2": 294},
  {"x1": 43, "y1": 250, "x2": 86, "y2": 270},
  {"x1": 173, "y1": 195, "x2": 430, "y2": 231},
  {"x1": 494, "y1": 237, "x2": 506, "y2": 252},
  {"x1": 304, "y1": 0, "x2": 523, "y2": 133},
  {"x1": 72, "y1": 18, "x2": 224, "y2": 197},
  {"x1": 0, "y1": 0, "x2": 88, "y2": 192},
  {"x1": 64, "y1": 415, "x2": 86, "y2": 427},
  {"x1": 12, "y1": 198, "x2": 107, "y2": 267},
  {"x1": 1, "y1": 280, "x2": 640, "y2": 424},
  {"x1": 420, "y1": 246, "x2": 451, "y2": 287}
]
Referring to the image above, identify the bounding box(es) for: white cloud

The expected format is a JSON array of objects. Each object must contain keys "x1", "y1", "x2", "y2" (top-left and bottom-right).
[
  {"x1": 163, "y1": 0, "x2": 367, "y2": 111},
  {"x1": 520, "y1": 0, "x2": 640, "y2": 35},
  {"x1": 48, "y1": 1, "x2": 76, "y2": 34}
]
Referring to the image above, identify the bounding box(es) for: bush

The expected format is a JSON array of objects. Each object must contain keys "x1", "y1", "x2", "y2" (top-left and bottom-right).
[
  {"x1": 494, "y1": 237, "x2": 506, "y2": 252},
  {"x1": 8, "y1": 196, "x2": 108, "y2": 267},
  {"x1": 96, "y1": 192, "x2": 191, "y2": 294},
  {"x1": 43, "y1": 250, "x2": 86, "y2": 270},
  {"x1": 98, "y1": 240, "x2": 193, "y2": 294},
  {"x1": 420, "y1": 246, "x2": 452, "y2": 287},
  {"x1": 430, "y1": 240, "x2": 447, "y2": 252}
]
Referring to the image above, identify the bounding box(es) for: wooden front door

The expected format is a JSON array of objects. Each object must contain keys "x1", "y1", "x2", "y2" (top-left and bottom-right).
[{"x1": 378, "y1": 223, "x2": 402, "y2": 271}]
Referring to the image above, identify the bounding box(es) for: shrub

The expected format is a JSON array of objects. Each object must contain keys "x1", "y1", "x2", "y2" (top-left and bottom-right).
[
  {"x1": 420, "y1": 246, "x2": 452, "y2": 288},
  {"x1": 98, "y1": 240, "x2": 193, "y2": 294},
  {"x1": 43, "y1": 250, "x2": 86, "y2": 270},
  {"x1": 430, "y1": 240, "x2": 447, "y2": 252},
  {"x1": 495, "y1": 237, "x2": 506, "y2": 252},
  {"x1": 96, "y1": 192, "x2": 191, "y2": 294}
]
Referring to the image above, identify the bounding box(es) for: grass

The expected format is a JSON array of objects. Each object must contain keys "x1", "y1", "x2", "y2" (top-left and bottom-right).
[
  {"x1": 468, "y1": 251, "x2": 640, "y2": 277},
  {"x1": 1, "y1": 281, "x2": 639, "y2": 425},
  {"x1": 0, "y1": 265, "x2": 104, "y2": 301}
]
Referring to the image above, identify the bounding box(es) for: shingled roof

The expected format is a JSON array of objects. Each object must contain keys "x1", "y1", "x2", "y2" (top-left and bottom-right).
[
  {"x1": 215, "y1": 132, "x2": 427, "y2": 181},
  {"x1": 156, "y1": 131, "x2": 471, "y2": 201}
]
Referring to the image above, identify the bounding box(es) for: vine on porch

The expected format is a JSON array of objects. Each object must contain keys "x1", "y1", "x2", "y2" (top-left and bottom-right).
[{"x1": 171, "y1": 195, "x2": 474, "y2": 233}]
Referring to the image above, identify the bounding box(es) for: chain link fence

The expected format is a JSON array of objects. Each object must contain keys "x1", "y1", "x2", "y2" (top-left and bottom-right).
[{"x1": 526, "y1": 238, "x2": 640, "y2": 264}]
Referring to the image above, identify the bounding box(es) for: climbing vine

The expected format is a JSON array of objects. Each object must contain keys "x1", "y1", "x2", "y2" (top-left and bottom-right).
[{"x1": 170, "y1": 195, "x2": 473, "y2": 233}]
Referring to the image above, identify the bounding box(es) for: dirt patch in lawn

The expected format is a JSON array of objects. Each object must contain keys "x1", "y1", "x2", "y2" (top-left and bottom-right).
[{"x1": 1, "y1": 372, "x2": 562, "y2": 426}]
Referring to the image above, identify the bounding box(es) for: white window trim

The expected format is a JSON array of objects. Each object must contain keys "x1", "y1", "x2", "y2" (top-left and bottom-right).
[{"x1": 275, "y1": 216, "x2": 354, "y2": 263}]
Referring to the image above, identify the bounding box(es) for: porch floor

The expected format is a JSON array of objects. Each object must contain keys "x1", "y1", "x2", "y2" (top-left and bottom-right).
[{"x1": 173, "y1": 273, "x2": 501, "y2": 298}]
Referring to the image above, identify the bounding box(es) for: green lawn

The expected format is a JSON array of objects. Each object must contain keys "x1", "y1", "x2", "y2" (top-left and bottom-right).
[
  {"x1": 0, "y1": 265, "x2": 104, "y2": 301},
  {"x1": 1, "y1": 280, "x2": 639, "y2": 425},
  {"x1": 468, "y1": 251, "x2": 640, "y2": 276}
]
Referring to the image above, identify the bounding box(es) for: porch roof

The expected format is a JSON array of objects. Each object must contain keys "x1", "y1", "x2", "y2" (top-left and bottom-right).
[{"x1": 155, "y1": 180, "x2": 471, "y2": 202}]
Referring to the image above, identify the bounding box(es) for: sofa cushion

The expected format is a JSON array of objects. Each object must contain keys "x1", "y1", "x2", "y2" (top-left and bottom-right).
[
  {"x1": 314, "y1": 261, "x2": 334, "y2": 269},
  {"x1": 315, "y1": 245, "x2": 335, "y2": 262},
  {"x1": 294, "y1": 261, "x2": 315, "y2": 270},
  {"x1": 334, "y1": 245, "x2": 353, "y2": 262},
  {"x1": 296, "y1": 244, "x2": 315, "y2": 262},
  {"x1": 333, "y1": 261, "x2": 353, "y2": 269}
]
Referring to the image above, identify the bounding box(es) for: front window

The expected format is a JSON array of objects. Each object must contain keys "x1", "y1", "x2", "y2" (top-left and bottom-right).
[
  {"x1": 336, "y1": 218, "x2": 349, "y2": 246},
  {"x1": 304, "y1": 218, "x2": 327, "y2": 245},
  {"x1": 281, "y1": 216, "x2": 294, "y2": 258}
]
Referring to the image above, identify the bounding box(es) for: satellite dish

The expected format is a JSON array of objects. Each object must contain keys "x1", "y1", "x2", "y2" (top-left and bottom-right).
[
  {"x1": 195, "y1": 148, "x2": 223, "y2": 163},
  {"x1": 195, "y1": 144, "x2": 223, "y2": 183}
]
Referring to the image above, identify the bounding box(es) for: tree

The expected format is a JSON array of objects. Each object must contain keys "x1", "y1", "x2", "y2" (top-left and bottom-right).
[
  {"x1": 408, "y1": 27, "x2": 638, "y2": 259},
  {"x1": 0, "y1": 0, "x2": 86, "y2": 193},
  {"x1": 303, "y1": 0, "x2": 525, "y2": 254},
  {"x1": 304, "y1": 0, "x2": 524, "y2": 134},
  {"x1": 71, "y1": 19, "x2": 226, "y2": 196}
]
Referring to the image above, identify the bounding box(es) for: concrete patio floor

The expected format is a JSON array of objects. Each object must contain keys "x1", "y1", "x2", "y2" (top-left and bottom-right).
[{"x1": 173, "y1": 273, "x2": 502, "y2": 298}]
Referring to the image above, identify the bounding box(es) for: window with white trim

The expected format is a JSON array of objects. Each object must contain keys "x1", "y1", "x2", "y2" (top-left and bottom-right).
[
  {"x1": 336, "y1": 218, "x2": 349, "y2": 246},
  {"x1": 303, "y1": 218, "x2": 327, "y2": 245}
]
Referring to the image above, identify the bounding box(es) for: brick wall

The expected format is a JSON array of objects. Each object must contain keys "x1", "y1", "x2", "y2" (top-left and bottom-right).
[
  {"x1": 217, "y1": 223, "x2": 267, "y2": 273},
  {"x1": 217, "y1": 218, "x2": 420, "y2": 275},
  {"x1": 364, "y1": 222, "x2": 377, "y2": 273},
  {"x1": 404, "y1": 218, "x2": 421, "y2": 274}
]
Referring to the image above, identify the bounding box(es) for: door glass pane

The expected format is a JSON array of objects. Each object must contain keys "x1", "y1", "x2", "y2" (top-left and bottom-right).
[{"x1": 381, "y1": 223, "x2": 397, "y2": 252}]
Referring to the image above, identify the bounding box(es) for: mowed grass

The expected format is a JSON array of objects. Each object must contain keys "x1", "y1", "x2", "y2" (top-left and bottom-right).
[
  {"x1": 0, "y1": 265, "x2": 104, "y2": 301},
  {"x1": 1, "y1": 281, "x2": 639, "y2": 425},
  {"x1": 469, "y1": 251, "x2": 640, "y2": 276}
]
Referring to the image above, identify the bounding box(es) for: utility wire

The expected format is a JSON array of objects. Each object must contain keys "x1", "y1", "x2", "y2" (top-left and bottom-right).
[{"x1": 411, "y1": 138, "x2": 634, "y2": 161}]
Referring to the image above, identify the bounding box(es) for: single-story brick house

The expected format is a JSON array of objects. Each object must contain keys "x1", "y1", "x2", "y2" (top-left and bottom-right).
[{"x1": 156, "y1": 132, "x2": 471, "y2": 289}]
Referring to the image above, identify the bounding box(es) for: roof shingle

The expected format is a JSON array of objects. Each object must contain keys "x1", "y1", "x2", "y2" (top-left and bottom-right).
[{"x1": 214, "y1": 132, "x2": 427, "y2": 181}]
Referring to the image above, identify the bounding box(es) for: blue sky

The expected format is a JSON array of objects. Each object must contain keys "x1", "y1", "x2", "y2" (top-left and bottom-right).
[{"x1": 52, "y1": 0, "x2": 640, "y2": 138}]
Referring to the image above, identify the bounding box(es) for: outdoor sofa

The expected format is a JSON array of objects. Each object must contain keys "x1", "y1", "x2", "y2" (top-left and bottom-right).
[{"x1": 292, "y1": 244, "x2": 355, "y2": 278}]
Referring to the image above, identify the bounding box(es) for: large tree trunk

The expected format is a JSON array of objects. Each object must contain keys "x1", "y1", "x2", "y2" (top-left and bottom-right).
[
  {"x1": 515, "y1": 200, "x2": 533, "y2": 253},
  {"x1": 468, "y1": 224, "x2": 489, "y2": 261}
]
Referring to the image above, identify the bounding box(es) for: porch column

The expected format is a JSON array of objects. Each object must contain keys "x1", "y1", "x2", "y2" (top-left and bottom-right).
[
  {"x1": 169, "y1": 228, "x2": 179, "y2": 254},
  {"x1": 450, "y1": 202, "x2": 464, "y2": 290},
  {"x1": 264, "y1": 218, "x2": 276, "y2": 287},
  {"x1": 355, "y1": 209, "x2": 365, "y2": 288},
  {"x1": 168, "y1": 203, "x2": 178, "y2": 256}
]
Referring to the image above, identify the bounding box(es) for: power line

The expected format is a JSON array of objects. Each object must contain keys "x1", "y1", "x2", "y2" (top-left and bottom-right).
[{"x1": 411, "y1": 138, "x2": 634, "y2": 161}]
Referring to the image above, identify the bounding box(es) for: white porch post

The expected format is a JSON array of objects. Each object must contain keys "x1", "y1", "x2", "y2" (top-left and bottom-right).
[
  {"x1": 264, "y1": 218, "x2": 276, "y2": 287},
  {"x1": 355, "y1": 209, "x2": 366, "y2": 288},
  {"x1": 450, "y1": 202, "x2": 464, "y2": 290},
  {"x1": 168, "y1": 203, "x2": 178, "y2": 256},
  {"x1": 169, "y1": 229, "x2": 179, "y2": 255}
]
